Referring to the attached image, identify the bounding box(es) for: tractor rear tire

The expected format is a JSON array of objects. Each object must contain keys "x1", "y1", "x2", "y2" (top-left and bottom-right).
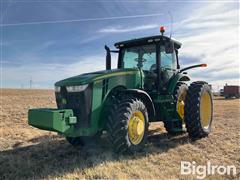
[
  {"x1": 164, "y1": 82, "x2": 188, "y2": 135},
  {"x1": 106, "y1": 95, "x2": 149, "y2": 154},
  {"x1": 184, "y1": 82, "x2": 213, "y2": 140}
]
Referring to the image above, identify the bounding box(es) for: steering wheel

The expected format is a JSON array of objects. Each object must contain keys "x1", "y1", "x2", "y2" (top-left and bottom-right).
[{"x1": 134, "y1": 58, "x2": 147, "y2": 62}]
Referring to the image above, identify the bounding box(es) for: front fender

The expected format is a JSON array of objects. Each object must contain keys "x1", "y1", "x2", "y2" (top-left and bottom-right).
[
  {"x1": 167, "y1": 73, "x2": 190, "y2": 94},
  {"x1": 123, "y1": 89, "x2": 156, "y2": 119}
]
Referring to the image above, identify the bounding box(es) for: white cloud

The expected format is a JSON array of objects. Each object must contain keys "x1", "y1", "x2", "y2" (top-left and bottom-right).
[
  {"x1": 176, "y1": 2, "x2": 239, "y2": 91},
  {"x1": 99, "y1": 24, "x2": 159, "y2": 33}
]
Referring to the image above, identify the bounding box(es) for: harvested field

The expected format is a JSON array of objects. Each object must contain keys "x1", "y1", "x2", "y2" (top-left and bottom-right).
[{"x1": 0, "y1": 89, "x2": 239, "y2": 179}]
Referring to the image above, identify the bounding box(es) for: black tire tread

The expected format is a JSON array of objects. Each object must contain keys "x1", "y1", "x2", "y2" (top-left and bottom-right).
[
  {"x1": 106, "y1": 93, "x2": 149, "y2": 154},
  {"x1": 184, "y1": 82, "x2": 213, "y2": 140}
]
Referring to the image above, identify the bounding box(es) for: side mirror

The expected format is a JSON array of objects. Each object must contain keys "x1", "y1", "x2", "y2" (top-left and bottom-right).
[{"x1": 165, "y1": 42, "x2": 174, "y2": 54}]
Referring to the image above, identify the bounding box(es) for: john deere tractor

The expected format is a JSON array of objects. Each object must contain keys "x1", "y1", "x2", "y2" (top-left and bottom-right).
[{"x1": 28, "y1": 27, "x2": 213, "y2": 153}]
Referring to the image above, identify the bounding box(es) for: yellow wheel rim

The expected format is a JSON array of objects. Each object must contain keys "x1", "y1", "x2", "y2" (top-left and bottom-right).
[
  {"x1": 200, "y1": 92, "x2": 212, "y2": 129},
  {"x1": 177, "y1": 90, "x2": 187, "y2": 121},
  {"x1": 128, "y1": 111, "x2": 145, "y2": 145}
]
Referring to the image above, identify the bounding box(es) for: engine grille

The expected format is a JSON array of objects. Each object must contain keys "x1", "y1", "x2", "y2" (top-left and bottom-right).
[{"x1": 55, "y1": 84, "x2": 93, "y2": 128}]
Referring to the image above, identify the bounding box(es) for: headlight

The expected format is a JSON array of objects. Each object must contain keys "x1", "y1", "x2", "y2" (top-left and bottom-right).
[
  {"x1": 55, "y1": 86, "x2": 61, "y2": 92},
  {"x1": 66, "y1": 84, "x2": 88, "y2": 92}
]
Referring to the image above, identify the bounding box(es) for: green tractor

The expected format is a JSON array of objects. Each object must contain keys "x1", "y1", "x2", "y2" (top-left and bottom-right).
[{"x1": 28, "y1": 27, "x2": 213, "y2": 153}]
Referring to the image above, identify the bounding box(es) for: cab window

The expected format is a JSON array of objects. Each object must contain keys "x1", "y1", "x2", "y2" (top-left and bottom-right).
[{"x1": 160, "y1": 46, "x2": 177, "y2": 69}]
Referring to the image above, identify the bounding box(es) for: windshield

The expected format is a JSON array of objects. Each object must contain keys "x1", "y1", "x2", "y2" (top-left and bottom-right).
[
  {"x1": 121, "y1": 44, "x2": 177, "y2": 71},
  {"x1": 121, "y1": 44, "x2": 156, "y2": 71}
]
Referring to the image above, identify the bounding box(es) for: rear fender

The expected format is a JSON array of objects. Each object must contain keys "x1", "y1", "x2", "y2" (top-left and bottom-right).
[{"x1": 167, "y1": 73, "x2": 190, "y2": 94}]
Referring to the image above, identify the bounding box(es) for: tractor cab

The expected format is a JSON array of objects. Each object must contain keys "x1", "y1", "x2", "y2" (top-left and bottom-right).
[{"x1": 114, "y1": 32, "x2": 181, "y2": 94}]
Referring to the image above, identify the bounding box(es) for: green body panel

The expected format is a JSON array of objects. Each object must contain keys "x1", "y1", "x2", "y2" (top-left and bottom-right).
[
  {"x1": 76, "y1": 68, "x2": 141, "y2": 136},
  {"x1": 149, "y1": 93, "x2": 175, "y2": 120},
  {"x1": 28, "y1": 109, "x2": 76, "y2": 134},
  {"x1": 54, "y1": 68, "x2": 141, "y2": 86},
  {"x1": 28, "y1": 68, "x2": 142, "y2": 137},
  {"x1": 167, "y1": 73, "x2": 190, "y2": 94},
  {"x1": 151, "y1": 94, "x2": 173, "y2": 103}
]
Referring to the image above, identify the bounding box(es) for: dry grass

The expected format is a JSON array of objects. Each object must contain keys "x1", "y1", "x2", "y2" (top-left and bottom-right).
[{"x1": 0, "y1": 89, "x2": 239, "y2": 180}]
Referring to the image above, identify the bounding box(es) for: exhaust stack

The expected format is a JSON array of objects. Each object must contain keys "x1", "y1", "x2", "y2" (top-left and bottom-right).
[{"x1": 105, "y1": 45, "x2": 111, "y2": 70}]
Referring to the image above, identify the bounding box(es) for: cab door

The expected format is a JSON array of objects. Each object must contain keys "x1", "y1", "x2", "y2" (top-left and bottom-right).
[{"x1": 160, "y1": 45, "x2": 177, "y2": 91}]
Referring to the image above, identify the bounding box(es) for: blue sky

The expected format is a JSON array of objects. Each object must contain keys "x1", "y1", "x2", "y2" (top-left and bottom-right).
[{"x1": 1, "y1": 0, "x2": 239, "y2": 91}]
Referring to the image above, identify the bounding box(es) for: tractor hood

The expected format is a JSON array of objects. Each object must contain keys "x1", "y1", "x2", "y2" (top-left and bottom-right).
[{"x1": 55, "y1": 68, "x2": 139, "y2": 86}]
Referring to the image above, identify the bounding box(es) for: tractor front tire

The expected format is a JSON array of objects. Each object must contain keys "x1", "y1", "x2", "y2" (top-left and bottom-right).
[
  {"x1": 184, "y1": 82, "x2": 213, "y2": 140},
  {"x1": 106, "y1": 96, "x2": 149, "y2": 154}
]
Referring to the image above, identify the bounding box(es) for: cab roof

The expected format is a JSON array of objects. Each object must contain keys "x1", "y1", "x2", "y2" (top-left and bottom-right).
[{"x1": 114, "y1": 35, "x2": 182, "y2": 49}]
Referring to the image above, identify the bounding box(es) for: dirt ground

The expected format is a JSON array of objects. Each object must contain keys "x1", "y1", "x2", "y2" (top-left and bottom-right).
[{"x1": 0, "y1": 89, "x2": 239, "y2": 180}]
